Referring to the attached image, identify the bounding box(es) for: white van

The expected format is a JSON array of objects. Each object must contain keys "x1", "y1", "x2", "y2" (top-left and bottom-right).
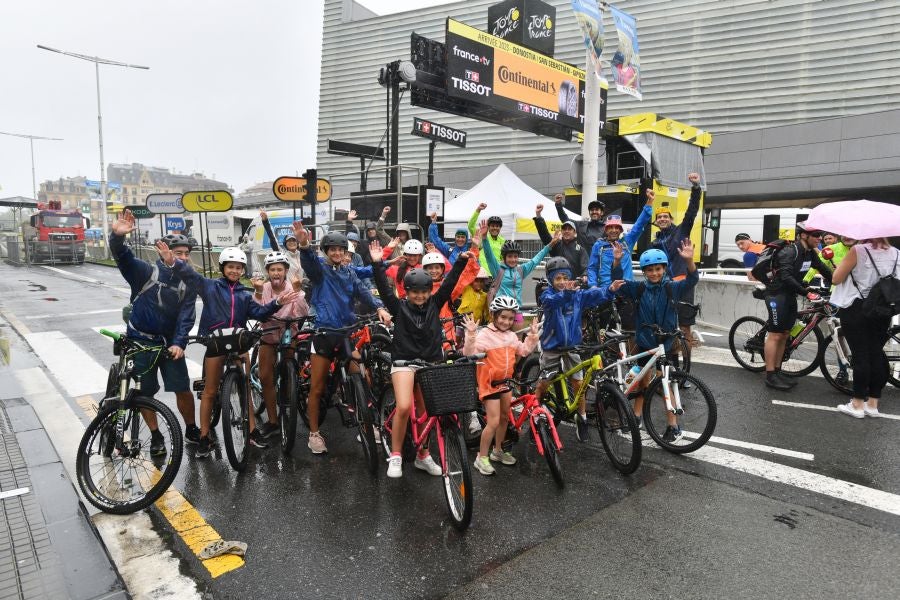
[
  {"x1": 241, "y1": 207, "x2": 330, "y2": 273},
  {"x1": 717, "y1": 208, "x2": 810, "y2": 263}
]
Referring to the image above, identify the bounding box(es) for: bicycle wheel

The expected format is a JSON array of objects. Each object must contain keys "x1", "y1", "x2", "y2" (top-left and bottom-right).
[
  {"x1": 884, "y1": 328, "x2": 900, "y2": 388},
  {"x1": 643, "y1": 370, "x2": 717, "y2": 454},
  {"x1": 728, "y1": 316, "x2": 768, "y2": 373},
  {"x1": 593, "y1": 381, "x2": 641, "y2": 474},
  {"x1": 781, "y1": 322, "x2": 824, "y2": 377},
  {"x1": 297, "y1": 366, "x2": 326, "y2": 430},
  {"x1": 76, "y1": 396, "x2": 183, "y2": 514},
  {"x1": 441, "y1": 419, "x2": 473, "y2": 532},
  {"x1": 672, "y1": 334, "x2": 692, "y2": 374},
  {"x1": 350, "y1": 374, "x2": 378, "y2": 475},
  {"x1": 249, "y1": 346, "x2": 266, "y2": 421},
  {"x1": 219, "y1": 371, "x2": 249, "y2": 472},
  {"x1": 819, "y1": 335, "x2": 853, "y2": 395},
  {"x1": 278, "y1": 358, "x2": 299, "y2": 455},
  {"x1": 515, "y1": 354, "x2": 541, "y2": 394},
  {"x1": 534, "y1": 414, "x2": 564, "y2": 488}
]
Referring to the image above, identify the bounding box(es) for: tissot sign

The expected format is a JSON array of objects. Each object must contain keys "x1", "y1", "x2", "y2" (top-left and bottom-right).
[
  {"x1": 446, "y1": 18, "x2": 594, "y2": 132},
  {"x1": 411, "y1": 117, "x2": 468, "y2": 148}
]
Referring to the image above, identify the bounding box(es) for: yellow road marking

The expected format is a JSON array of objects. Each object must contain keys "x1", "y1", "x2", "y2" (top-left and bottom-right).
[{"x1": 76, "y1": 393, "x2": 244, "y2": 577}]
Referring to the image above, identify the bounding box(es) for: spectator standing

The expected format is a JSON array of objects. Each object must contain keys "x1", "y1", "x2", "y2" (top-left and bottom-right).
[
  {"x1": 554, "y1": 194, "x2": 606, "y2": 248},
  {"x1": 533, "y1": 201, "x2": 588, "y2": 278}
]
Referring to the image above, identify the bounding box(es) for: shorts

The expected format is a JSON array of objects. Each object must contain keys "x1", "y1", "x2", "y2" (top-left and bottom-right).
[
  {"x1": 131, "y1": 348, "x2": 190, "y2": 397},
  {"x1": 677, "y1": 286, "x2": 698, "y2": 327},
  {"x1": 764, "y1": 292, "x2": 797, "y2": 333},
  {"x1": 310, "y1": 333, "x2": 346, "y2": 360},
  {"x1": 390, "y1": 364, "x2": 424, "y2": 374},
  {"x1": 540, "y1": 349, "x2": 583, "y2": 381}
]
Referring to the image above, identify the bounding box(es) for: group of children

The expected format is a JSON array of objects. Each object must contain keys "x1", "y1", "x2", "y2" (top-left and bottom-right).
[{"x1": 125, "y1": 192, "x2": 697, "y2": 479}]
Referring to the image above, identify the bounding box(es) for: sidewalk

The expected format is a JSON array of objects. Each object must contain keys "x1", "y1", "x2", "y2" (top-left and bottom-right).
[{"x1": 0, "y1": 329, "x2": 129, "y2": 599}]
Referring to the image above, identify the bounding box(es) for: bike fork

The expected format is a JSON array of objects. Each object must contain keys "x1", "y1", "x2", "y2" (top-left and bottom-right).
[{"x1": 662, "y1": 365, "x2": 684, "y2": 415}]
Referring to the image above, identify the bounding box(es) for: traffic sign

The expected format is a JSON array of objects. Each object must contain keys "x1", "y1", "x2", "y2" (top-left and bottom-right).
[
  {"x1": 273, "y1": 176, "x2": 332, "y2": 202},
  {"x1": 181, "y1": 190, "x2": 233, "y2": 213},
  {"x1": 146, "y1": 193, "x2": 184, "y2": 214},
  {"x1": 129, "y1": 204, "x2": 154, "y2": 219}
]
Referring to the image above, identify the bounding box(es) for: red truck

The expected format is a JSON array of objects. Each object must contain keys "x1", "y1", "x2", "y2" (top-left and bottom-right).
[{"x1": 23, "y1": 201, "x2": 90, "y2": 264}]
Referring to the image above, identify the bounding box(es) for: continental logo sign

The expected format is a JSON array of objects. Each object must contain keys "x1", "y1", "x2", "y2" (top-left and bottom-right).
[
  {"x1": 181, "y1": 190, "x2": 233, "y2": 213},
  {"x1": 272, "y1": 176, "x2": 332, "y2": 202}
]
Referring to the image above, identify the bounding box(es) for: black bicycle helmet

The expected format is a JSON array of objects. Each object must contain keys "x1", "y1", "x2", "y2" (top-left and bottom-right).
[
  {"x1": 500, "y1": 240, "x2": 522, "y2": 256},
  {"x1": 403, "y1": 268, "x2": 433, "y2": 292},
  {"x1": 487, "y1": 215, "x2": 503, "y2": 226},
  {"x1": 319, "y1": 231, "x2": 349, "y2": 250},
  {"x1": 588, "y1": 200, "x2": 605, "y2": 212},
  {"x1": 162, "y1": 233, "x2": 192, "y2": 250},
  {"x1": 545, "y1": 256, "x2": 571, "y2": 272}
]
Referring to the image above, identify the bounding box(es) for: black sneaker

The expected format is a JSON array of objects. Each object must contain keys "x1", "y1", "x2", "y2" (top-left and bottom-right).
[
  {"x1": 662, "y1": 426, "x2": 683, "y2": 443},
  {"x1": 575, "y1": 413, "x2": 590, "y2": 442},
  {"x1": 259, "y1": 422, "x2": 279, "y2": 439},
  {"x1": 184, "y1": 424, "x2": 201, "y2": 445},
  {"x1": 249, "y1": 429, "x2": 269, "y2": 448},
  {"x1": 195, "y1": 436, "x2": 213, "y2": 459},
  {"x1": 149, "y1": 431, "x2": 167, "y2": 457},
  {"x1": 776, "y1": 371, "x2": 798, "y2": 388},
  {"x1": 765, "y1": 372, "x2": 792, "y2": 391}
]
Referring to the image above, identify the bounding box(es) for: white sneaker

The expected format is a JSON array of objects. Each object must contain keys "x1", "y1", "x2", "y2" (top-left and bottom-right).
[
  {"x1": 386, "y1": 455, "x2": 403, "y2": 478},
  {"x1": 473, "y1": 455, "x2": 495, "y2": 476},
  {"x1": 489, "y1": 449, "x2": 517, "y2": 465},
  {"x1": 308, "y1": 431, "x2": 328, "y2": 454},
  {"x1": 837, "y1": 402, "x2": 864, "y2": 419},
  {"x1": 864, "y1": 406, "x2": 881, "y2": 418},
  {"x1": 414, "y1": 455, "x2": 442, "y2": 476}
]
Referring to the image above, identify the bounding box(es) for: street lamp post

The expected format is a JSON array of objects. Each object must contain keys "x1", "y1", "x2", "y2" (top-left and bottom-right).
[
  {"x1": 37, "y1": 44, "x2": 149, "y2": 257},
  {"x1": 0, "y1": 131, "x2": 63, "y2": 202}
]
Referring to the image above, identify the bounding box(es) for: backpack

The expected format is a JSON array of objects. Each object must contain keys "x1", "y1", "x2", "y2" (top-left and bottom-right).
[
  {"x1": 850, "y1": 247, "x2": 900, "y2": 319},
  {"x1": 122, "y1": 264, "x2": 188, "y2": 323},
  {"x1": 487, "y1": 264, "x2": 525, "y2": 307},
  {"x1": 750, "y1": 239, "x2": 796, "y2": 284}
]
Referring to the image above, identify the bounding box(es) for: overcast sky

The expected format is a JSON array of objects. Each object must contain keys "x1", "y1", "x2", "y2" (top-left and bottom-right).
[{"x1": 0, "y1": 0, "x2": 454, "y2": 200}]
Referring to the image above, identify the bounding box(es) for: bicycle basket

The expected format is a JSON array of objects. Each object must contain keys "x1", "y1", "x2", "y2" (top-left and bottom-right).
[
  {"x1": 205, "y1": 328, "x2": 256, "y2": 357},
  {"x1": 415, "y1": 362, "x2": 479, "y2": 416}
]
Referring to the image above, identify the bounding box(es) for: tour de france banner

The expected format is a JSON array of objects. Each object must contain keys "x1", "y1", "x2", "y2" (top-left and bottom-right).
[
  {"x1": 609, "y1": 5, "x2": 642, "y2": 100},
  {"x1": 446, "y1": 18, "x2": 587, "y2": 132},
  {"x1": 570, "y1": 0, "x2": 604, "y2": 80}
]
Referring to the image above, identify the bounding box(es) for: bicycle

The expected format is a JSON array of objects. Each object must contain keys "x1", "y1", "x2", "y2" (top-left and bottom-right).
[
  {"x1": 379, "y1": 354, "x2": 481, "y2": 531},
  {"x1": 818, "y1": 315, "x2": 900, "y2": 394},
  {"x1": 189, "y1": 327, "x2": 264, "y2": 472},
  {"x1": 76, "y1": 329, "x2": 183, "y2": 514},
  {"x1": 518, "y1": 345, "x2": 642, "y2": 474},
  {"x1": 729, "y1": 291, "x2": 829, "y2": 376},
  {"x1": 295, "y1": 319, "x2": 380, "y2": 475},
  {"x1": 600, "y1": 326, "x2": 717, "y2": 454}
]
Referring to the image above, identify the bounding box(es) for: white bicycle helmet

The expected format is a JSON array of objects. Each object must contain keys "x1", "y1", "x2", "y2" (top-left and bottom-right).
[
  {"x1": 475, "y1": 268, "x2": 490, "y2": 279},
  {"x1": 403, "y1": 239, "x2": 424, "y2": 255},
  {"x1": 489, "y1": 295, "x2": 520, "y2": 313},
  {"x1": 264, "y1": 251, "x2": 290, "y2": 268},
  {"x1": 422, "y1": 252, "x2": 445, "y2": 267},
  {"x1": 219, "y1": 247, "x2": 247, "y2": 265}
]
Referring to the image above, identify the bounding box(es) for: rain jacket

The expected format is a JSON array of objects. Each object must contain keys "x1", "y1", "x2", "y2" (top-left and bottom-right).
[
  {"x1": 432, "y1": 248, "x2": 481, "y2": 344},
  {"x1": 110, "y1": 233, "x2": 197, "y2": 349},
  {"x1": 586, "y1": 203, "x2": 653, "y2": 287},
  {"x1": 650, "y1": 184, "x2": 701, "y2": 279},
  {"x1": 298, "y1": 246, "x2": 383, "y2": 329},
  {"x1": 483, "y1": 239, "x2": 551, "y2": 307},
  {"x1": 172, "y1": 261, "x2": 278, "y2": 335},
  {"x1": 533, "y1": 216, "x2": 588, "y2": 277},
  {"x1": 803, "y1": 241, "x2": 851, "y2": 284},
  {"x1": 555, "y1": 203, "x2": 606, "y2": 248},
  {"x1": 457, "y1": 285, "x2": 489, "y2": 325},
  {"x1": 616, "y1": 269, "x2": 699, "y2": 351},
  {"x1": 464, "y1": 324, "x2": 539, "y2": 399},
  {"x1": 539, "y1": 282, "x2": 618, "y2": 351},
  {"x1": 429, "y1": 222, "x2": 470, "y2": 263}
]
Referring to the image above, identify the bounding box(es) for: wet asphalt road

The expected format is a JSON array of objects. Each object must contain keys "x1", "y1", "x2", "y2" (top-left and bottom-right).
[{"x1": 2, "y1": 261, "x2": 899, "y2": 599}]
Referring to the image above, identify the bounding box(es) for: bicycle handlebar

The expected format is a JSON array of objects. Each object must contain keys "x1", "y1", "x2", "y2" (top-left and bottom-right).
[
  {"x1": 99, "y1": 328, "x2": 121, "y2": 342},
  {"x1": 393, "y1": 353, "x2": 485, "y2": 368}
]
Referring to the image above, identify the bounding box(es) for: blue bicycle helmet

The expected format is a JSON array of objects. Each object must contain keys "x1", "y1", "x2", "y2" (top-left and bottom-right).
[{"x1": 639, "y1": 248, "x2": 669, "y2": 269}]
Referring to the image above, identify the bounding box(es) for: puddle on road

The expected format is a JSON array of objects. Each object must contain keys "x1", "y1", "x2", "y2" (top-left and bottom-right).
[{"x1": 19, "y1": 280, "x2": 48, "y2": 292}]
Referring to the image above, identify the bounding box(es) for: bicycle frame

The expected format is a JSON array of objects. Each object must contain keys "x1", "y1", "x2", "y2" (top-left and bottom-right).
[
  {"x1": 508, "y1": 393, "x2": 561, "y2": 456},
  {"x1": 382, "y1": 387, "x2": 454, "y2": 468},
  {"x1": 543, "y1": 353, "x2": 602, "y2": 418},
  {"x1": 601, "y1": 344, "x2": 685, "y2": 416}
]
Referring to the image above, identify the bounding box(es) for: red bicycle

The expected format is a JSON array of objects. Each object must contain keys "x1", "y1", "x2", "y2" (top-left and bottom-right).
[{"x1": 380, "y1": 354, "x2": 482, "y2": 531}]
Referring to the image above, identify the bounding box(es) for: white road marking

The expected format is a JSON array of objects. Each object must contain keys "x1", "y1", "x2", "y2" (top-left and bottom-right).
[
  {"x1": 0, "y1": 487, "x2": 30, "y2": 500},
  {"x1": 91, "y1": 325, "x2": 203, "y2": 379},
  {"x1": 24, "y1": 331, "x2": 108, "y2": 397},
  {"x1": 683, "y1": 431, "x2": 815, "y2": 461},
  {"x1": 24, "y1": 308, "x2": 121, "y2": 320},
  {"x1": 772, "y1": 399, "x2": 900, "y2": 421}
]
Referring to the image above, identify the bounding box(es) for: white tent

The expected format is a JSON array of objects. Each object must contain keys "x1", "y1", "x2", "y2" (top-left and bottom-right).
[{"x1": 442, "y1": 164, "x2": 581, "y2": 240}]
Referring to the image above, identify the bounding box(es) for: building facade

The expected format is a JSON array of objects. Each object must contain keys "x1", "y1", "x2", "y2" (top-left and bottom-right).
[
  {"x1": 109, "y1": 163, "x2": 231, "y2": 208},
  {"x1": 38, "y1": 177, "x2": 90, "y2": 213}
]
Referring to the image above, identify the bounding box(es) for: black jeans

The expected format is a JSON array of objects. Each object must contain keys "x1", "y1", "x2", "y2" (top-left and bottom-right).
[{"x1": 839, "y1": 299, "x2": 892, "y2": 399}]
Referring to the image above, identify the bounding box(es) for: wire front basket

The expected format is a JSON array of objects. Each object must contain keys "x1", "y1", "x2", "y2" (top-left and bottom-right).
[{"x1": 415, "y1": 362, "x2": 479, "y2": 416}]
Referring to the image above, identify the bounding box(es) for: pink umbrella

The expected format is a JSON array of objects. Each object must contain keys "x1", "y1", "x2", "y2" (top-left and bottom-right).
[{"x1": 804, "y1": 200, "x2": 900, "y2": 239}]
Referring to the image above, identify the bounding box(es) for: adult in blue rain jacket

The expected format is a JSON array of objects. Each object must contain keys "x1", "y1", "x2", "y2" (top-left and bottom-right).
[
  {"x1": 586, "y1": 191, "x2": 655, "y2": 288},
  {"x1": 428, "y1": 213, "x2": 470, "y2": 264}
]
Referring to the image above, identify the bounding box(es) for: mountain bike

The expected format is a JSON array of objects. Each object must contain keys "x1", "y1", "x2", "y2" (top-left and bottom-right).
[
  {"x1": 379, "y1": 354, "x2": 482, "y2": 531},
  {"x1": 818, "y1": 316, "x2": 900, "y2": 395},
  {"x1": 76, "y1": 330, "x2": 183, "y2": 514},
  {"x1": 189, "y1": 328, "x2": 264, "y2": 472},
  {"x1": 728, "y1": 292, "x2": 828, "y2": 376}
]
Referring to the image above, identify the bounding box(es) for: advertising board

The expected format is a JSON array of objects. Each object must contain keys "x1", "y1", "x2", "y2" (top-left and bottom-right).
[
  {"x1": 411, "y1": 117, "x2": 468, "y2": 148},
  {"x1": 181, "y1": 190, "x2": 233, "y2": 213}
]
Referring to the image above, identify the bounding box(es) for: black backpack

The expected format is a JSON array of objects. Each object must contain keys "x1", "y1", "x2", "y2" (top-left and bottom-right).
[
  {"x1": 750, "y1": 239, "x2": 796, "y2": 284},
  {"x1": 850, "y1": 247, "x2": 900, "y2": 319}
]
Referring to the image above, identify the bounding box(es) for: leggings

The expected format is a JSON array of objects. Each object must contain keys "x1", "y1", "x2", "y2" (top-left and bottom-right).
[{"x1": 839, "y1": 299, "x2": 892, "y2": 399}]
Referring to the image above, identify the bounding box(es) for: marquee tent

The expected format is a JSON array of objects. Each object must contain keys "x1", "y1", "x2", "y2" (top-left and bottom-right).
[{"x1": 442, "y1": 164, "x2": 582, "y2": 240}]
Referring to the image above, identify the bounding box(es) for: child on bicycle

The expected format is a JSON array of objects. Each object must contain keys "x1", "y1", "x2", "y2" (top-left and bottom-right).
[
  {"x1": 159, "y1": 242, "x2": 300, "y2": 458},
  {"x1": 535, "y1": 252, "x2": 625, "y2": 442},
  {"x1": 250, "y1": 250, "x2": 309, "y2": 441},
  {"x1": 294, "y1": 222, "x2": 391, "y2": 455},
  {"x1": 462, "y1": 296, "x2": 540, "y2": 475},
  {"x1": 614, "y1": 240, "x2": 698, "y2": 442},
  {"x1": 369, "y1": 238, "x2": 472, "y2": 478}
]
